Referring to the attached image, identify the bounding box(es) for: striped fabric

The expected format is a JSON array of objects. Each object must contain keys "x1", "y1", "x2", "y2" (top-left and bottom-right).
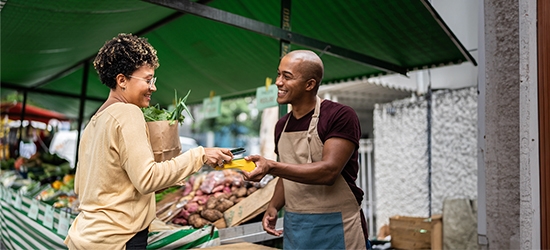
[
  {"x1": 0, "y1": 185, "x2": 70, "y2": 249},
  {"x1": 0, "y1": 186, "x2": 219, "y2": 249},
  {"x1": 147, "y1": 227, "x2": 220, "y2": 249}
]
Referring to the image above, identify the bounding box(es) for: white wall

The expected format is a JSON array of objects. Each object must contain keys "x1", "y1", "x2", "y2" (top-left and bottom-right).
[
  {"x1": 373, "y1": 87, "x2": 478, "y2": 231},
  {"x1": 431, "y1": 88, "x2": 478, "y2": 214},
  {"x1": 373, "y1": 94, "x2": 429, "y2": 229}
]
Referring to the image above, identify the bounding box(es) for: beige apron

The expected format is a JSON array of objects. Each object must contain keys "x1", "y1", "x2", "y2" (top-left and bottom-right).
[{"x1": 279, "y1": 96, "x2": 366, "y2": 249}]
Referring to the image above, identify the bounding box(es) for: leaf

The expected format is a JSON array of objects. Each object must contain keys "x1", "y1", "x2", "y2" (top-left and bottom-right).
[
  {"x1": 142, "y1": 89, "x2": 193, "y2": 124},
  {"x1": 169, "y1": 89, "x2": 193, "y2": 125}
]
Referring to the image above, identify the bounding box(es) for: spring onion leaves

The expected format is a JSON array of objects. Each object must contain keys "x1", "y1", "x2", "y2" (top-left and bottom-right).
[{"x1": 142, "y1": 90, "x2": 193, "y2": 125}]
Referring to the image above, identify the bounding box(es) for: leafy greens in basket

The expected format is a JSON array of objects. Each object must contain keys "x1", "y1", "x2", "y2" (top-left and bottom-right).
[{"x1": 142, "y1": 90, "x2": 193, "y2": 125}]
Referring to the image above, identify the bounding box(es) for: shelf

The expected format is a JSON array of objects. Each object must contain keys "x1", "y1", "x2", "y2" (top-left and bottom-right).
[{"x1": 219, "y1": 217, "x2": 283, "y2": 244}]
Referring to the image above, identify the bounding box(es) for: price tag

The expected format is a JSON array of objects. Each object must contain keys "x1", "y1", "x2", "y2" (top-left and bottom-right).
[
  {"x1": 43, "y1": 205, "x2": 55, "y2": 229},
  {"x1": 57, "y1": 210, "x2": 70, "y2": 236},
  {"x1": 28, "y1": 199, "x2": 40, "y2": 220},
  {"x1": 13, "y1": 193, "x2": 22, "y2": 210}
]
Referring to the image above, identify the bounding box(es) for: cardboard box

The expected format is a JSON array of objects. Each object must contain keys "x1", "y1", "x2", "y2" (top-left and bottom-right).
[{"x1": 389, "y1": 214, "x2": 442, "y2": 250}]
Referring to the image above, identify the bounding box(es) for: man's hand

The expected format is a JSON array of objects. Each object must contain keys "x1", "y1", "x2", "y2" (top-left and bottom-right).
[
  {"x1": 262, "y1": 206, "x2": 283, "y2": 236},
  {"x1": 242, "y1": 155, "x2": 271, "y2": 181}
]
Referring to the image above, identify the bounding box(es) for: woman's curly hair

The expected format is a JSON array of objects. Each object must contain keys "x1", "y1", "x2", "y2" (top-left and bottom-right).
[{"x1": 93, "y1": 33, "x2": 159, "y2": 89}]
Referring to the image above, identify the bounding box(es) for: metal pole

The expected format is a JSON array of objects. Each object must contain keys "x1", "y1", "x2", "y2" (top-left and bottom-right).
[
  {"x1": 359, "y1": 139, "x2": 367, "y2": 217},
  {"x1": 75, "y1": 61, "x2": 90, "y2": 166},
  {"x1": 426, "y1": 70, "x2": 432, "y2": 217},
  {"x1": 16, "y1": 91, "x2": 28, "y2": 158},
  {"x1": 278, "y1": 0, "x2": 291, "y2": 118},
  {"x1": 365, "y1": 139, "x2": 375, "y2": 237}
]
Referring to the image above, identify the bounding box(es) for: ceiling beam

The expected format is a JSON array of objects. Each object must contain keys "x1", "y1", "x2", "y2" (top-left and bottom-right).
[
  {"x1": 1, "y1": 82, "x2": 104, "y2": 102},
  {"x1": 143, "y1": 0, "x2": 408, "y2": 76}
]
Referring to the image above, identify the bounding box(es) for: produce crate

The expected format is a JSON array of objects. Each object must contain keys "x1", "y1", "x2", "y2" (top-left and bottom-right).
[
  {"x1": 215, "y1": 177, "x2": 278, "y2": 228},
  {"x1": 389, "y1": 214, "x2": 442, "y2": 250}
]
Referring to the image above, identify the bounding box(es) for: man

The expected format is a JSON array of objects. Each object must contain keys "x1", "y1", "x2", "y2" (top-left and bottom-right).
[{"x1": 244, "y1": 50, "x2": 369, "y2": 249}]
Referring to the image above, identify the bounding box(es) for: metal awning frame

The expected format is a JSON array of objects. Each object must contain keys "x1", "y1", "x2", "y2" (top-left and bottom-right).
[
  {"x1": 2, "y1": 0, "x2": 477, "y2": 161},
  {"x1": 144, "y1": 0, "x2": 409, "y2": 76},
  {"x1": 1, "y1": 0, "x2": 477, "y2": 109}
]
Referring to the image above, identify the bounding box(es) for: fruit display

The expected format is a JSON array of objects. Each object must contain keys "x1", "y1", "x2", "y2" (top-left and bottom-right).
[
  {"x1": 34, "y1": 173, "x2": 78, "y2": 210},
  {"x1": 0, "y1": 152, "x2": 78, "y2": 213}
]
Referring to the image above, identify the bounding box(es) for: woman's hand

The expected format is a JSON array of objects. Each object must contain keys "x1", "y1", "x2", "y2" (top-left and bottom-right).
[{"x1": 203, "y1": 148, "x2": 233, "y2": 168}]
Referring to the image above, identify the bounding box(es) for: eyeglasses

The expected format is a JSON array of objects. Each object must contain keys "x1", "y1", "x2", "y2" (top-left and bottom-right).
[{"x1": 129, "y1": 75, "x2": 157, "y2": 88}]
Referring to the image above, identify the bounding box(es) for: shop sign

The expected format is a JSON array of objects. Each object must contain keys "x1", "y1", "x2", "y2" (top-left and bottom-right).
[
  {"x1": 202, "y1": 96, "x2": 221, "y2": 119},
  {"x1": 256, "y1": 77, "x2": 278, "y2": 110}
]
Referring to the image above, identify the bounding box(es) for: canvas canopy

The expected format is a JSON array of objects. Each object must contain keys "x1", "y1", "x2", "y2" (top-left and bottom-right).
[
  {"x1": 0, "y1": 0, "x2": 476, "y2": 123},
  {"x1": 1, "y1": 102, "x2": 69, "y2": 124}
]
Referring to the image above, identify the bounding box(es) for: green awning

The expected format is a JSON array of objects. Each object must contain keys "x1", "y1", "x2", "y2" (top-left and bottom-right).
[{"x1": 1, "y1": 0, "x2": 475, "y2": 121}]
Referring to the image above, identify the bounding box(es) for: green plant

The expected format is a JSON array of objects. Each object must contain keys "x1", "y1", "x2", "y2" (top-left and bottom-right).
[{"x1": 142, "y1": 90, "x2": 193, "y2": 125}]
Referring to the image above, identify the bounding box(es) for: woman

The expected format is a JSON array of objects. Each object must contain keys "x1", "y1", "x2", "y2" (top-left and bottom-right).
[{"x1": 64, "y1": 33, "x2": 233, "y2": 249}]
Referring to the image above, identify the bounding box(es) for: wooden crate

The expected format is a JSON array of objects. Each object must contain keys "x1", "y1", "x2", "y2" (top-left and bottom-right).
[
  {"x1": 214, "y1": 177, "x2": 278, "y2": 228},
  {"x1": 389, "y1": 214, "x2": 442, "y2": 250}
]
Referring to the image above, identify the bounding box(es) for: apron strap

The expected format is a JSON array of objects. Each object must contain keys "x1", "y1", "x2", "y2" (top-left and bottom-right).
[
  {"x1": 281, "y1": 96, "x2": 322, "y2": 164},
  {"x1": 307, "y1": 96, "x2": 322, "y2": 163}
]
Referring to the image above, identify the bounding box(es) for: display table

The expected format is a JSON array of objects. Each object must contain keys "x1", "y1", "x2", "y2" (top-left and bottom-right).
[
  {"x1": 0, "y1": 185, "x2": 220, "y2": 249},
  {"x1": 204, "y1": 242, "x2": 279, "y2": 249}
]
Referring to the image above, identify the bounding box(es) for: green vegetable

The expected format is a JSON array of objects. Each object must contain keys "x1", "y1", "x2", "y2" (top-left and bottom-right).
[
  {"x1": 155, "y1": 186, "x2": 180, "y2": 202},
  {"x1": 142, "y1": 90, "x2": 193, "y2": 125}
]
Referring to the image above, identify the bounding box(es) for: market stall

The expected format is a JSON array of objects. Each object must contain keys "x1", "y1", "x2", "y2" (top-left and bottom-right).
[
  {"x1": 0, "y1": 161, "x2": 279, "y2": 249},
  {"x1": 1, "y1": 0, "x2": 478, "y2": 248},
  {"x1": 0, "y1": 102, "x2": 69, "y2": 124},
  {"x1": 0, "y1": 91, "x2": 283, "y2": 248},
  {"x1": 1, "y1": 102, "x2": 72, "y2": 161},
  {"x1": 0, "y1": 184, "x2": 221, "y2": 249}
]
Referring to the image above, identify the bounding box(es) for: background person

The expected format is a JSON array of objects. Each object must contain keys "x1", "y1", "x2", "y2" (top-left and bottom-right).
[
  {"x1": 64, "y1": 33, "x2": 233, "y2": 249},
  {"x1": 244, "y1": 50, "x2": 370, "y2": 249}
]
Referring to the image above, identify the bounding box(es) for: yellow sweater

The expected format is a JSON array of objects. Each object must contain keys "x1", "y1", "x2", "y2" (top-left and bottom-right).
[{"x1": 64, "y1": 102, "x2": 205, "y2": 249}]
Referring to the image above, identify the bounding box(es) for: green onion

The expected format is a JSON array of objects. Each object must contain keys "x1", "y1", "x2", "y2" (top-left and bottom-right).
[{"x1": 142, "y1": 89, "x2": 193, "y2": 125}]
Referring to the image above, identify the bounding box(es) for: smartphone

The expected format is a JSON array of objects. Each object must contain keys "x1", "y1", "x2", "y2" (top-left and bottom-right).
[{"x1": 230, "y1": 147, "x2": 246, "y2": 155}]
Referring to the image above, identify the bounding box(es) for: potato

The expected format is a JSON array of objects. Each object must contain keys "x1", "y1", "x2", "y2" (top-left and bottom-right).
[
  {"x1": 236, "y1": 186, "x2": 247, "y2": 198},
  {"x1": 184, "y1": 202, "x2": 200, "y2": 213},
  {"x1": 215, "y1": 198, "x2": 234, "y2": 212},
  {"x1": 201, "y1": 209, "x2": 224, "y2": 222},
  {"x1": 189, "y1": 214, "x2": 209, "y2": 228},
  {"x1": 206, "y1": 196, "x2": 219, "y2": 209}
]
